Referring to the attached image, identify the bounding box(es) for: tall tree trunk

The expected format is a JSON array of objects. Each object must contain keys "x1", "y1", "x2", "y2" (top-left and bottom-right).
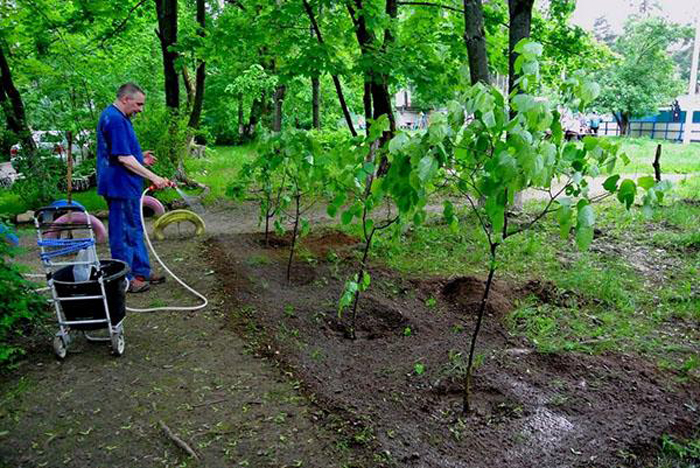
[
  {"x1": 244, "y1": 97, "x2": 264, "y2": 140},
  {"x1": 621, "y1": 112, "x2": 630, "y2": 136},
  {"x1": 463, "y1": 0, "x2": 490, "y2": 85},
  {"x1": 237, "y1": 93, "x2": 244, "y2": 136},
  {"x1": 311, "y1": 76, "x2": 320, "y2": 129},
  {"x1": 508, "y1": 0, "x2": 535, "y2": 97},
  {"x1": 0, "y1": 43, "x2": 35, "y2": 152},
  {"x1": 155, "y1": 0, "x2": 180, "y2": 110},
  {"x1": 302, "y1": 0, "x2": 356, "y2": 135},
  {"x1": 182, "y1": 67, "x2": 194, "y2": 108},
  {"x1": 273, "y1": 84, "x2": 286, "y2": 132},
  {"x1": 347, "y1": 0, "x2": 397, "y2": 144},
  {"x1": 363, "y1": 80, "x2": 372, "y2": 135},
  {"x1": 507, "y1": 0, "x2": 534, "y2": 208},
  {"x1": 188, "y1": 0, "x2": 206, "y2": 129}
]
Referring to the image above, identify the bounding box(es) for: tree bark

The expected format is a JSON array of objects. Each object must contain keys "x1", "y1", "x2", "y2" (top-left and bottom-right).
[
  {"x1": 653, "y1": 144, "x2": 662, "y2": 182},
  {"x1": 0, "y1": 43, "x2": 35, "y2": 152},
  {"x1": 363, "y1": 80, "x2": 372, "y2": 134},
  {"x1": 182, "y1": 67, "x2": 194, "y2": 108},
  {"x1": 154, "y1": 0, "x2": 180, "y2": 110},
  {"x1": 188, "y1": 0, "x2": 206, "y2": 129},
  {"x1": 463, "y1": 0, "x2": 490, "y2": 85},
  {"x1": 237, "y1": 93, "x2": 244, "y2": 136},
  {"x1": 273, "y1": 84, "x2": 286, "y2": 132},
  {"x1": 508, "y1": 0, "x2": 535, "y2": 96},
  {"x1": 302, "y1": 0, "x2": 356, "y2": 135},
  {"x1": 243, "y1": 97, "x2": 264, "y2": 140},
  {"x1": 311, "y1": 76, "x2": 320, "y2": 129},
  {"x1": 347, "y1": 0, "x2": 397, "y2": 145}
]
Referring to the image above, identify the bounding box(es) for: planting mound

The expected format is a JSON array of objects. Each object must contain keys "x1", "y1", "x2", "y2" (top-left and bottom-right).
[
  {"x1": 206, "y1": 232, "x2": 698, "y2": 468},
  {"x1": 442, "y1": 276, "x2": 513, "y2": 316}
]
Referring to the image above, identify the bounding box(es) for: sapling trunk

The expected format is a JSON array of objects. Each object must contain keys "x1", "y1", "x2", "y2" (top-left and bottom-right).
[
  {"x1": 463, "y1": 242, "x2": 498, "y2": 414},
  {"x1": 264, "y1": 190, "x2": 272, "y2": 245},
  {"x1": 286, "y1": 192, "x2": 301, "y2": 282},
  {"x1": 349, "y1": 227, "x2": 376, "y2": 340}
]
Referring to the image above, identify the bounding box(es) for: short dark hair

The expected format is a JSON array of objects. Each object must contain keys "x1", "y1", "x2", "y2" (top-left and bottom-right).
[{"x1": 117, "y1": 83, "x2": 145, "y2": 99}]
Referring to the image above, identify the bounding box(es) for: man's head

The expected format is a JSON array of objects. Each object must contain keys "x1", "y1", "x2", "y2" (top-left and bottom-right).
[{"x1": 115, "y1": 83, "x2": 146, "y2": 118}]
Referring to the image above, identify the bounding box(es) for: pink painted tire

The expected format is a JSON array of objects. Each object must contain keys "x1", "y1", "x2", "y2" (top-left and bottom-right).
[
  {"x1": 142, "y1": 195, "x2": 166, "y2": 217},
  {"x1": 44, "y1": 212, "x2": 107, "y2": 244}
]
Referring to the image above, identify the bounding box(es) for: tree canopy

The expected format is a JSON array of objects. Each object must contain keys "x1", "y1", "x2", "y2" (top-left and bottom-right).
[{"x1": 594, "y1": 16, "x2": 688, "y2": 134}]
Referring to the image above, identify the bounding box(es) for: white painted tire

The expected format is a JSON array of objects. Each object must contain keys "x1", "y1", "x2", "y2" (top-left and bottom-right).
[
  {"x1": 44, "y1": 212, "x2": 107, "y2": 244},
  {"x1": 142, "y1": 195, "x2": 166, "y2": 217}
]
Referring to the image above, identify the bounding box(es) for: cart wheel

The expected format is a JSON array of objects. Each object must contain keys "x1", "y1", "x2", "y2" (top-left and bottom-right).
[
  {"x1": 111, "y1": 330, "x2": 125, "y2": 356},
  {"x1": 53, "y1": 336, "x2": 67, "y2": 360}
]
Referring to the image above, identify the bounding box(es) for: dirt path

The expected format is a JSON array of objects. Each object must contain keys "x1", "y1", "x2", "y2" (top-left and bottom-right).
[{"x1": 0, "y1": 232, "x2": 369, "y2": 467}]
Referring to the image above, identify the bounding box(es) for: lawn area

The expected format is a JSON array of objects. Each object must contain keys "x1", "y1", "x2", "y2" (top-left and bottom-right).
[
  {"x1": 370, "y1": 175, "x2": 700, "y2": 372},
  {"x1": 184, "y1": 143, "x2": 257, "y2": 200},
  {"x1": 614, "y1": 137, "x2": 700, "y2": 174},
  {"x1": 0, "y1": 143, "x2": 257, "y2": 218}
]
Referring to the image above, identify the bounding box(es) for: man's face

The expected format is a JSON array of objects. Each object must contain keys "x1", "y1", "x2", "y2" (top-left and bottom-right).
[{"x1": 123, "y1": 92, "x2": 145, "y2": 118}]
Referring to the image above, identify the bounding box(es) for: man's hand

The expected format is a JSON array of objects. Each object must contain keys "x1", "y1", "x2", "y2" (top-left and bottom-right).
[
  {"x1": 143, "y1": 150, "x2": 157, "y2": 166},
  {"x1": 151, "y1": 176, "x2": 175, "y2": 190}
]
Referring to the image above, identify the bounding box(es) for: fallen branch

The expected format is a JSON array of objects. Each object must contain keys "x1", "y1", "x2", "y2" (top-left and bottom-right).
[
  {"x1": 191, "y1": 398, "x2": 228, "y2": 408},
  {"x1": 158, "y1": 420, "x2": 200, "y2": 460}
]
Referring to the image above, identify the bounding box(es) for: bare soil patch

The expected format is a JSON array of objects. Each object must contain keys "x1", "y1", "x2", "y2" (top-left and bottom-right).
[{"x1": 206, "y1": 231, "x2": 699, "y2": 468}]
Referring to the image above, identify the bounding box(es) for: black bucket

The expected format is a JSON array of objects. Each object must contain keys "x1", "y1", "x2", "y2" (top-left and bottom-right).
[{"x1": 53, "y1": 259, "x2": 129, "y2": 330}]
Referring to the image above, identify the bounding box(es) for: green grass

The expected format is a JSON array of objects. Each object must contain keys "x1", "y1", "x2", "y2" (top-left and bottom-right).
[
  {"x1": 0, "y1": 143, "x2": 256, "y2": 217},
  {"x1": 614, "y1": 137, "x2": 700, "y2": 174},
  {"x1": 184, "y1": 144, "x2": 257, "y2": 200},
  {"x1": 656, "y1": 433, "x2": 700, "y2": 468},
  {"x1": 0, "y1": 188, "x2": 107, "y2": 218},
  {"x1": 371, "y1": 184, "x2": 699, "y2": 364}
]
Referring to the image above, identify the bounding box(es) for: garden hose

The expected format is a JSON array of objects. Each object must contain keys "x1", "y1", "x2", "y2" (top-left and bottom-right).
[{"x1": 124, "y1": 186, "x2": 208, "y2": 313}]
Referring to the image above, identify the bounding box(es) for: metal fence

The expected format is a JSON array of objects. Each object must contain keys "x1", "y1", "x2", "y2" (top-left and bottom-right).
[{"x1": 598, "y1": 121, "x2": 700, "y2": 142}]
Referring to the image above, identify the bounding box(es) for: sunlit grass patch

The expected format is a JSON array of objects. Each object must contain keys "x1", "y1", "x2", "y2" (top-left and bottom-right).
[
  {"x1": 185, "y1": 144, "x2": 257, "y2": 200},
  {"x1": 614, "y1": 137, "x2": 700, "y2": 174}
]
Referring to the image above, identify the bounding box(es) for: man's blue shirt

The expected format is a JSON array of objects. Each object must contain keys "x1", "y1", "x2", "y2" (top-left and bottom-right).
[{"x1": 96, "y1": 105, "x2": 144, "y2": 199}]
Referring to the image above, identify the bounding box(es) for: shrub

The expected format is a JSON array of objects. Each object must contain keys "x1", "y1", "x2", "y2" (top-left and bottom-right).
[
  {"x1": 11, "y1": 149, "x2": 65, "y2": 208},
  {"x1": 0, "y1": 240, "x2": 48, "y2": 367}
]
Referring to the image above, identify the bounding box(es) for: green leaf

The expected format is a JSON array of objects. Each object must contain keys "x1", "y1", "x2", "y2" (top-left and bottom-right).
[
  {"x1": 361, "y1": 272, "x2": 371, "y2": 290},
  {"x1": 580, "y1": 81, "x2": 600, "y2": 104},
  {"x1": 637, "y1": 176, "x2": 655, "y2": 190},
  {"x1": 603, "y1": 175, "x2": 620, "y2": 193},
  {"x1": 556, "y1": 198, "x2": 573, "y2": 239},
  {"x1": 617, "y1": 179, "x2": 637, "y2": 209},
  {"x1": 482, "y1": 111, "x2": 496, "y2": 128},
  {"x1": 577, "y1": 202, "x2": 595, "y2": 228},
  {"x1": 417, "y1": 155, "x2": 438, "y2": 181},
  {"x1": 485, "y1": 196, "x2": 505, "y2": 238},
  {"x1": 522, "y1": 41, "x2": 543, "y2": 57},
  {"x1": 341, "y1": 210, "x2": 354, "y2": 225},
  {"x1": 413, "y1": 362, "x2": 425, "y2": 375},
  {"x1": 388, "y1": 132, "x2": 409, "y2": 154},
  {"x1": 512, "y1": 94, "x2": 535, "y2": 113},
  {"x1": 300, "y1": 218, "x2": 310, "y2": 237},
  {"x1": 575, "y1": 201, "x2": 595, "y2": 250}
]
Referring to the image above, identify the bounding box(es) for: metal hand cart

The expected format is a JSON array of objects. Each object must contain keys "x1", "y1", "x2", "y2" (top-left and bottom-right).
[{"x1": 34, "y1": 204, "x2": 129, "y2": 359}]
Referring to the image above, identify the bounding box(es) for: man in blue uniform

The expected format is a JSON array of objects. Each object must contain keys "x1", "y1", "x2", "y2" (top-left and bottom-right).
[{"x1": 97, "y1": 83, "x2": 173, "y2": 293}]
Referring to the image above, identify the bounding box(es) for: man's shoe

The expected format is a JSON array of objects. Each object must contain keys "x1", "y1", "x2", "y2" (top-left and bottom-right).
[
  {"x1": 128, "y1": 278, "x2": 150, "y2": 293},
  {"x1": 136, "y1": 274, "x2": 166, "y2": 285}
]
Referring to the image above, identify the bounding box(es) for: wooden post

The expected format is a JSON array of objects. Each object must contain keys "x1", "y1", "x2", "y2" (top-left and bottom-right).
[
  {"x1": 66, "y1": 130, "x2": 73, "y2": 204},
  {"x1": 653, "y1": 143, "x2": 662, "y2": 182}
]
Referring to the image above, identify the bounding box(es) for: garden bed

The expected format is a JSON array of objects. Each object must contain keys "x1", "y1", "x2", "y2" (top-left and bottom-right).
[{"x1": 206, "y1": 230, "x2": 699, "y2": 468}]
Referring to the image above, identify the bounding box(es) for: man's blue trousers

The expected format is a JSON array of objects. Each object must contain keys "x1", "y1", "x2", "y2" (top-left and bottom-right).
[{"x1": 106, "y1": 197, "x2": 150, "y2": 280}]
